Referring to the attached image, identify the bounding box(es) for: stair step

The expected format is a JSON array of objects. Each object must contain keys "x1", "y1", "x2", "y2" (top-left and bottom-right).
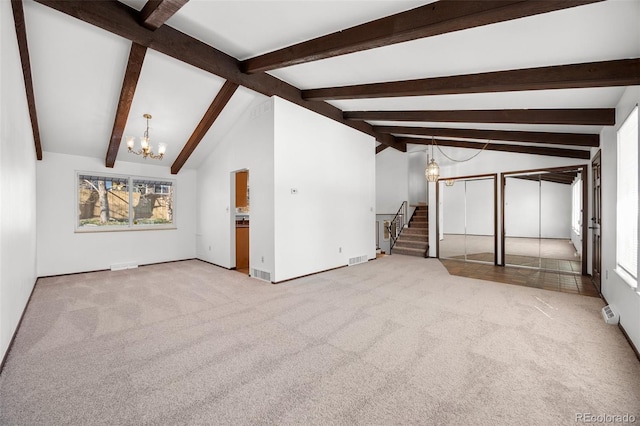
[
  {"x1": 399, "y1": 233, "x2": 429, "y2": 242},
  {"x1": 409, "y1": 224, "x2": 428, "y2": 230},
  {"x1": 391, "y1": 246, "x2": 428, "y2": 257},
  {"x1": 402, "y1": 228, "x2": 429, "y2": 238},
  {"x1": 394, "y1": 240, "x2": 428, "y2": 249}
]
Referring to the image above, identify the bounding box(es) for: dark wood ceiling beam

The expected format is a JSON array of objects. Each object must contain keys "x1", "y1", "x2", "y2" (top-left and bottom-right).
[
  {"x1": 11, "y1": 0, "x2": 42, "y2": 160},
  {"x1": 105, "y1": 43, "x2": 147, "y2": 168},
  {"x1": 376, "y1": 145, "x2": 389, "y2": 155},
  {"x1": 34, "y1": 0, "x2": 401, "y2": 152},
  {"x1": 398, "y1": 137, "x2": 591, "y2": 159},
  {"x1": 345, "y1": 109, "x2": 615, "y2": 125},
  {"x1": 304, "y1": 58, "x2": 640, "y2": 100},
  {"x1": 171, "y1": 81, "x2": 238, "y2": 174},
  {"x1": 373, "y1": 126, "x2": 599, "y2": 147},
  {"x1": 242, "y1": 0, "x2": 604, "y2": 74},
  {"x1": 140, "y1": 0, "x2": 189, "y2": 30}
]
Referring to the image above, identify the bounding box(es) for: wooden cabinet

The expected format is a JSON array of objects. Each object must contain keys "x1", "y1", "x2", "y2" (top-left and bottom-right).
[
  {"x1": 235, "y1": 171, "x2": 248, "y2": 208},
  {"x1": 236, "y1": 225, "x2": 249, "y2": 270}
]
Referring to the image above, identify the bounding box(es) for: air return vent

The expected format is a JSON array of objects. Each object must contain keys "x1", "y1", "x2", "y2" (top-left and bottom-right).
[
  {"x1": 601, "y1": 305, "x2": 619, "y2": 324},
  {"x1": 251, "y1": 269, "x2": 271, "y2": 282},
  {"x1": 348, "y1": 255, "x2": 368, "y2": 266}
]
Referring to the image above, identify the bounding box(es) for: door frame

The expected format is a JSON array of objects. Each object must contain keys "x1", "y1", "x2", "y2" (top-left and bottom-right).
[
  {"x1": 591, "y1": 150, "x2": 602, "y2": 292},
  {"x1": 231, "y1": 168, "x2": 249, "y2": 270}
]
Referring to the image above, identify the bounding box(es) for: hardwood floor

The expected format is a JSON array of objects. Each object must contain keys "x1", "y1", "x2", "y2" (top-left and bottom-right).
[{"x1": 440, "y1": 258, "x2": 599, "y2": 297}]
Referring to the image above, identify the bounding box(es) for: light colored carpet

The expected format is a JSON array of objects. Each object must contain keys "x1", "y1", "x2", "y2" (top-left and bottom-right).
[{"x1": 1, "y1": 257, "x2": 638, "y2": 425}]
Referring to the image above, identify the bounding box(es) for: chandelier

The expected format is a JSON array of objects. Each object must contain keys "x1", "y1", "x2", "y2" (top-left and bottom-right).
[
  {"x1": 126, "y1": 114, "x2": 166, "y2": 160},
  {"x1": 425, "y1": 137, "x2": 439, "y2": 182},
  {"x1": 425, "y1": 136, "x2": 490, "y2": 182}
]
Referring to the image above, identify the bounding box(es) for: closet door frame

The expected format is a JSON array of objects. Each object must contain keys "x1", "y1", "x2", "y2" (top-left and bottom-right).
[
  {"x1": 436, "y1": 173, "x2": 498, "y2": 265},
  {"x1": 501, "y1": 164, "x2": 588, "y2": 275}
]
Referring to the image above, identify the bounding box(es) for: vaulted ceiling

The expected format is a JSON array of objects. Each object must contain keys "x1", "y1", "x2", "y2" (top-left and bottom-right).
[{"x1": 11, "y1": 0, "x2": 640, "y2": 173}]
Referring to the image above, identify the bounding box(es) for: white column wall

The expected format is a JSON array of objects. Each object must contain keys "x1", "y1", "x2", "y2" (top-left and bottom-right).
[
  {"x1": 1, "y1": 0, "x2": 38, "y2": 361},
  {"x1": 273, "y1": 97, "x2": 376, "y2": 283}
]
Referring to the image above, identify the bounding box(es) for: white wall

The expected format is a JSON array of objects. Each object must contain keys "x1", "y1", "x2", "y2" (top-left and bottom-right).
[
  {"x1": 273, "y1": 97, "x2": 376, "y2": 282},
  {"x1": 375, "y1": 148, "x2": 408, "y2": 214},
  {"x1": 599, "y1": 86, "x2": 640, "y2": 352},
  {"x1": 1, "y1": 0, "x2": 38, "y2": 361},
  {"x1": 37, "y1": 152, "x2": 196, "y2": 276},
  {"x1": 196, "y1": 96, "x2": 274, "y2": 274},
  {"x1": 408, "y1": 151, "x2": 427, "y2": 206}
]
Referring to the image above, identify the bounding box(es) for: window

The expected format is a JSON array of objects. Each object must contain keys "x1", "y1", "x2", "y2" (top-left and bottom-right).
[
  {"x1": 77, "y1": 173, "x2": 175, "y2": 231},
  {"x1": 571, "y1": 176, "x2": 582, "y2": 235},
  {"x1": 616, "y1": 105, "x2": 638, "y2": 287}
]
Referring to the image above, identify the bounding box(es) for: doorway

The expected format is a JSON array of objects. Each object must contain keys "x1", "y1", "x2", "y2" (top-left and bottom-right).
[
  {"x1": 502, "y1": 165, "x2": 588, "y2": 275},
  {"x1": 591, "y1": 151, "x2": 602, "y2": 292},
  {"x1": 234, "y1": 170, "x2": 249, "y2": 275}
]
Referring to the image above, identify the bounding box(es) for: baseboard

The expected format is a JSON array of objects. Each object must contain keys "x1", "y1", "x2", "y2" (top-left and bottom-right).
[
  {"x1": 272, "y1": 263, "x2": 355, "y2": 284},
  {"x1": 0, "y1": 278, "x2": 38, "y2": 376},
  {"x1": 618, "y1": 323, "x2": 640, "y2": 363},
  {"x1": 601, "y1": 294, "x2": 640, "y2": 363},
  {"x1": 38, "y1": 258, "x2": 198, "y2": 278},
  {"x1": 195, "y1": 258, "x2": 234, "y2": 270}
]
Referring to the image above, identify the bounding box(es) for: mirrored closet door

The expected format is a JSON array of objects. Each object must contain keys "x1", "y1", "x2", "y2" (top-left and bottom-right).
[
  {"x1": 503, "y1": 166, "x2": 587, "y2": 274},
  {"x1": 438, "y1": 175, "x2": 496, "y2": 264}
]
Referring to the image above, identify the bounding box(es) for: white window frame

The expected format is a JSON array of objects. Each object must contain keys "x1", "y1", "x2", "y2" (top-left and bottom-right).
[
  {"x1": 616, "y1": 105, "x2": 638, "y2": 289},
  {"x1": 76, "y1": 171, "x2": 176, "y2": 232}
]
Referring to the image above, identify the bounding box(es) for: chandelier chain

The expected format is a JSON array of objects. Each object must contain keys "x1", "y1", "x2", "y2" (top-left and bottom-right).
[{"x1": 433, "y1": 139, "x2": 490, "y2": 163}]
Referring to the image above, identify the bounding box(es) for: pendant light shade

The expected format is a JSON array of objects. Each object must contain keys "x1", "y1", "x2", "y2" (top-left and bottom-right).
[{"x1": 425, "y1": 158, "x2": 440, "y2": 182}]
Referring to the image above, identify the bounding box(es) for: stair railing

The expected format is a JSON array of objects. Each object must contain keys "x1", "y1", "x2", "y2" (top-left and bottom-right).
[{"x1": 387, "y1": 201, "x2": 407, "y2": 251}]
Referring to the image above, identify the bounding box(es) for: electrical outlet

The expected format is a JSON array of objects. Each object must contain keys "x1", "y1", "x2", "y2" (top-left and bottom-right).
[
  {"x1": 339, "y1": 247, "x2": 342, "y2": 253},
  {"x1": 209, "y1": 245, "x2": 211, "y2": 251},
  {"x1": 261, "y1": 256, "x2": 264, "y2": 263}
]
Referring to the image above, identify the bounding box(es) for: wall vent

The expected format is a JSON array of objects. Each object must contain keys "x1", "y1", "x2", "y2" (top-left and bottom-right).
[
  {"x1": 348, "y1": 255, "x2": 368, "y2": 266},
  {"x1": 110, "y1": 262, "x2": 138, "y2": 271},
  {"x1": 601, "y1": 305, "x2": 619, "y2": 324},
  {"x1": 251, "y1": 269, "x2": 271, "y2": 282}
]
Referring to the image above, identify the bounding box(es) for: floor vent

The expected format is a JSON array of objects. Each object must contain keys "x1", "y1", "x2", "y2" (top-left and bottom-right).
[
  {"x1": 110, "y1": 262, "x2": 138, "y2": 271},
  {"x1": 251, "y1": 269, "x2": 271, "y2": 282},
  {"x1": 348, "y1": 255, "x2": 368, "y2": 266},
  {"x1": 602, "y1": 305, "x2": 619, "y2": 324}
]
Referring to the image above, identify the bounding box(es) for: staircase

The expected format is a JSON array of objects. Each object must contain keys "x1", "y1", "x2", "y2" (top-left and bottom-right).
[{"x1": 391, "y1": 204, "x2": 429, "y2": 257}]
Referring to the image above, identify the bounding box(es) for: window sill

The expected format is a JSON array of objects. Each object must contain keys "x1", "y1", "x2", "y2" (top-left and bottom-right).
[
  {"x1": 75, "y1": 225, "x2": 176, "y2": 233},
  {"x1": 615, "y1": 267, "x2": 638, "y2": 290}
]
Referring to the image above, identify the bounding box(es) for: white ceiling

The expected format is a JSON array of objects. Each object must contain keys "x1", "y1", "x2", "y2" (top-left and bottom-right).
[{"x1": 20, "y1": 0, "x2": 640, "y2": 170}]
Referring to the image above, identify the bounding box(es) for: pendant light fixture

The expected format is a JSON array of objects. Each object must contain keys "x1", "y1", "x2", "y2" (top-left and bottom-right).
[
  {"x1": 126, "y1": 114, "x2": 166, "y2": 160},
  {"x1": 425, "y1": 136, "x2": 440, "y2": 182}
]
